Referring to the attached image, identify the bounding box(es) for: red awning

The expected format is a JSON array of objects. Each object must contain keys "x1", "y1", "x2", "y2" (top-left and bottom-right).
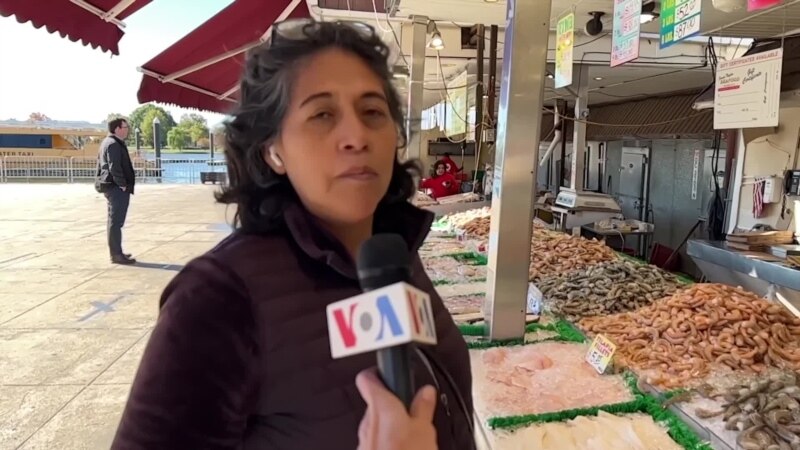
[
  {"x1": 0, "y1": 0, "x2": 152, "y2": 55},
  {"x1": 137, "y1": 0, "x2": 310, "y2": 114}
]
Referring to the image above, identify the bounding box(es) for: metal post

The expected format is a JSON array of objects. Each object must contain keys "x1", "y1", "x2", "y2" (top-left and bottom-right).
[
  {"x1": 570, "y1": 65, "x2": 589, "y2": 191},
  {"x1": 486, "y1": 0, "x2": 551, "y2": 340},
  {"x1": 487, "y1": 25, "x2": 498, "y2": 127},
  {"x1": 405, "y1": 15, "x2": 427, "y2": 160},
  {"x1": 134, "y1": 127, "x2": 141, "y2": 157},
  {"x1": 153, "y1": 117, "x2": 162, "y2": 180},
  {"x1": 557, "y1": 99, "x2": 568, "y2": 189},
  {"x1": 209, "y1": 130, "x2": 215, "y2": 160},
  {"x1": 475, "y1": 24, "x2": 485, "y2": 167}
]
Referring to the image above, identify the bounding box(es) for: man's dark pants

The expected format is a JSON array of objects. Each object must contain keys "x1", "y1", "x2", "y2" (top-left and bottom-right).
[{"x1": 105, "y1": 187, "x2": 130, "y2": 257}]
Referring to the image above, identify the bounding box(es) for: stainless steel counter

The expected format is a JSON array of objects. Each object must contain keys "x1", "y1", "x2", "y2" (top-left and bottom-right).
[{"x1": 687, "y1": 239, "x2": 800, "y2": 315}]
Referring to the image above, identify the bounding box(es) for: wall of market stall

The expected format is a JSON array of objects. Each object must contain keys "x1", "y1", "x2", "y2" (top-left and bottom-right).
[{"x1": 728, "y1": 100, "x2": 800, "y2": 235}]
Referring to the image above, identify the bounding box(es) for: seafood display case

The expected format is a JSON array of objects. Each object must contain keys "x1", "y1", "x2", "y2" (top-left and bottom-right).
[
  {"x1": 688, "y1": 239, "x2": 800, "y2": 315},
  {"x1": 425, "y1": 204, "x2": 800, "y2": 449}
]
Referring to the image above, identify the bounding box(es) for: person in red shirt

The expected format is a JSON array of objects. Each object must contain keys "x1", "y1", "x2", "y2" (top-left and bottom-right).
[
  {"x1": 440, "y1": 152, "x2": 460, "y2": 176},
  {"x1": 421, "y1": 160, "x2": 459, "y2": 199}
]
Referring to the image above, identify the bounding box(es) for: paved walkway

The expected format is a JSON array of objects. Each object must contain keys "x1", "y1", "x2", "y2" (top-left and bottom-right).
[{"x1": 0, "y1": 184, "x2": 230, "y2": 449}]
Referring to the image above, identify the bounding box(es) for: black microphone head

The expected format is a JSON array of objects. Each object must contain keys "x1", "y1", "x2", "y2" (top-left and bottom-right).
[{"x1": 357, "y1": 234, "x2": 411, "y2": 291}]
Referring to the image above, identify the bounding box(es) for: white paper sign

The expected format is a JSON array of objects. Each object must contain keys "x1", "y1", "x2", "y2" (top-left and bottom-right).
[
  {"x1": 714, "y1": 49, "x2": 783, "y2": 129},
  {"x1": 527, "y1": 282, "x2": 543, "y2": 315}
]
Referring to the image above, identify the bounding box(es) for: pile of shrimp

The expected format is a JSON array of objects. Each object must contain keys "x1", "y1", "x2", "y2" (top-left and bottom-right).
[{"x1": 579, "y1": 283, "x2": 800, "y2": 389}]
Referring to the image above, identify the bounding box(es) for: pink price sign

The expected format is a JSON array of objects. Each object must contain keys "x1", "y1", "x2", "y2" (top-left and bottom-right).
[{"x1": 748, "y1": 0, "x2": 781, "y2": 11}]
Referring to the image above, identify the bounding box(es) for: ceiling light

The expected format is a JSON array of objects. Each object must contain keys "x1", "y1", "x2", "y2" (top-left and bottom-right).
[
  {"x1": 594, "y1": 76, "x2": 604, "y2": 80},
  {"x1": 426, "y1": 21, "x2": 445, "y2": 51},
  {"x1": 547, "y1": 73, "x2": 555, "y2": 79},
  {"x1": 428, "y1": 32, "x2": 445, "y2": 50},
  {"x1": 640, "y1": 12, "x2": 659, "y2": 24},
  {"x1": 484, "y1": 0, "x2": 499, "y2": 3}
]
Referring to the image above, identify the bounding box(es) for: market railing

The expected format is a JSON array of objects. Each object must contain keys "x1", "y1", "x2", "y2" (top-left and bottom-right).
[{"x1": 0, "y1": 156, "x2": 227, "y2": 184}]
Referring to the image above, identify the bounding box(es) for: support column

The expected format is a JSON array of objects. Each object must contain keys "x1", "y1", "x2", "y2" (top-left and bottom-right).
[
  {"x1": 475, "y1": 24, "x2": 485, "y2": 163},
  {"x1": 486, "y1": 0, "x2": 551, "y2": 340},
  {"x1": 405, "y1": 15, "x2": 427, "y2": 161},
  {"x1": 570, "y1": 65, "x2": 589, "y2": 191}
]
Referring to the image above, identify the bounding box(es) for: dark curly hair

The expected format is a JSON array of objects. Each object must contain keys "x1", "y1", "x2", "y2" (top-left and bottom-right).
[{"x1": 216, "y1": 20, "x2": 419, "y2": 233}]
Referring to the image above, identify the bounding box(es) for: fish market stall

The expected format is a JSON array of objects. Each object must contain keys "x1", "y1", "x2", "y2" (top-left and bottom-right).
[
  {"x1": 688, "y1": 239, "x2": 800, "y2": 316},
  {"x1": 418, "y1": 206, "x2": 800, "y2": 449}
]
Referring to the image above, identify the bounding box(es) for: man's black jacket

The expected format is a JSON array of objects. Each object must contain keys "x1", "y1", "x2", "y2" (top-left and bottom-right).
[{"x1": 97, "y1": 135, "x2": 136, "y2": 194}]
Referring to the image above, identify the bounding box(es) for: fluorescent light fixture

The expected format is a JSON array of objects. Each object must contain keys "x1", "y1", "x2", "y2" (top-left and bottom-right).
[
  {"x1": 640, "y1": 12, "x2": 659, "y2": 23},
  {"x1": 594, "y1": 76, "x2": 604, "y2": 81}
]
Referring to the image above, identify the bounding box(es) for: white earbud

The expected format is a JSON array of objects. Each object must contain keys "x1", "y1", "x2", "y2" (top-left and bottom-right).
[{"x1": 269, "y1": 146, "x2": 283, "y2": 168}]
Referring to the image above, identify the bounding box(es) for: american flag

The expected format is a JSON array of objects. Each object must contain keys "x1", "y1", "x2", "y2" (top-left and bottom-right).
[{"x1": 753, "y1": 178, "x2": 766, "y2": 218}]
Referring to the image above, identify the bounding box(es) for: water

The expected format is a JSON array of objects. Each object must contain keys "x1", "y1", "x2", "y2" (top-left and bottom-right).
[{"x1": 139, "y1": 152, "x2": 227, "y2": 184}]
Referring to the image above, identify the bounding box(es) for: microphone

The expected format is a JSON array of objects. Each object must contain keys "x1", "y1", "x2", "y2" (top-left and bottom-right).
[{"x1": 326, "y1": 234, "x2": 437, "y2": 409}]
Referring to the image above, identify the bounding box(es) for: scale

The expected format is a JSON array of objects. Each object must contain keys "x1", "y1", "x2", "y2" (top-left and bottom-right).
[{"x1": 552, "y1": 188, "x2": 622, "y2": 231}]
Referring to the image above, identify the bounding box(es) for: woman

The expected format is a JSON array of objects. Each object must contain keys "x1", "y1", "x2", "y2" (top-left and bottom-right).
[
  {"x1": 421, "y1": 160, "x2": 460, "y2": 199},
  {"x1": 111, "y1": 20, "x2": 474, "y2": 450}
]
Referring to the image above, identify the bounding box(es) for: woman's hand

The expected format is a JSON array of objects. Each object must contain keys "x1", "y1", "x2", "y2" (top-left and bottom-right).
[{"x1": 355, "y1": 368, "x2": 438, "y2": 450}]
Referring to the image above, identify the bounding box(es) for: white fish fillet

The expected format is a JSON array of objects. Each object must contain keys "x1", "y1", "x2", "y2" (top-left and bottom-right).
[{"x1": 490, "y1": 412, "x2": 683, "y2": 450}]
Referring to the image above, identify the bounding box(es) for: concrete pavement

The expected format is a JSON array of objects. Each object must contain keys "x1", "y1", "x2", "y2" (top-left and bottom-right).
[{"x1": 0, "y1": 183, "x2": 230, "y2": 449}]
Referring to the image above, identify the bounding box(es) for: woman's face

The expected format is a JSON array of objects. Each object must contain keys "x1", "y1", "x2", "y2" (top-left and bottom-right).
[
  {"x1": 436, "y1": 165, "x2": 445, "y2": 176},
  {"x1": 267, "y1": 48, "x2": 398, "y2": 227}
]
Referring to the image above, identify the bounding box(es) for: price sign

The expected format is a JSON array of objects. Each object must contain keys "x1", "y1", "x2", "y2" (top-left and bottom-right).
[
  {"x1": 675, "y1": 0, "x2": 701, "y2": 21},
  {"x1": 674, "y1": 15, "x2": 700, "y2": 41},
  {"x1": 611, "y1": 0, "x2": 640, "y2": 67},
  {"x1": 660, "y1": 0, "x2": 702, "y2": 48},
  {"x1": 586, "y1": 334, "x2": 617, "y2": 374},
  {"x1": 527, "y1": 282, "x2": 542, "y2": 315}
]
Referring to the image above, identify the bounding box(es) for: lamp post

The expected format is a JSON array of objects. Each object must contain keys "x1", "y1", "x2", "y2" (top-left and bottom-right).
[
  {"x1": 152, "y1": 117, "x2": 162, "y2": 180},
  {"x1": 209, "y1": 128, "x2": 215, "y2": 160},
  {"x1": 134, "y1": 127, "x2": 141, "y2": 158}
]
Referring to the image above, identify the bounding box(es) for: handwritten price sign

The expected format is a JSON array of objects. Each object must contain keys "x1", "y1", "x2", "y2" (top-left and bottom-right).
[{"x1": 586, "y1": 334, "x2": 617, "y2": 374}]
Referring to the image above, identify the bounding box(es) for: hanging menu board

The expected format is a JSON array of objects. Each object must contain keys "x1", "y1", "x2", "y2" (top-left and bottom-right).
[
  {"x1": 611, "y1": 0, "x2": 641, "y2": 67},
  {"x1": 714, "y1": 48, "x2": 783, "y2": 130},
  {"x1": 660, "y1": 0, "x2": 702, "y2": 49},
  {"x1": 555, "y1": 12, "x2": 574, "y2": 89}
]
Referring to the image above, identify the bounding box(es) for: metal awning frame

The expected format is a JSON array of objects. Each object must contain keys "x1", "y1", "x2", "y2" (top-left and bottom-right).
[
  {"x1": 68, "y1": 0, "x2": 139, "y2": 28},
  {"x1": 137, "y1": 0, "x2": 303, "y2": 103}
]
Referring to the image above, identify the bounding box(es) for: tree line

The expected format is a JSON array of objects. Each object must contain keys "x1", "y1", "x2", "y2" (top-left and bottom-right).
[{"x1": 106, "y1": 104, "x2": 224, "y2": 150}]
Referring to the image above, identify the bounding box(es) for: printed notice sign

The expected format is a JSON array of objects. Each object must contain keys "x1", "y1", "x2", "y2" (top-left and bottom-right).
[
  {"x1": 714, "y1": 48, "x2": 783, "y2": 129},
  {"x1": 660, "y1": 0, "x2": 701, "y2": 48},
  {"x1": 611, "y1": 0, "x2": 641, "y2": 67},
  {"x1": 586, "y1": 334, "x2": 617, "y2": 374}
]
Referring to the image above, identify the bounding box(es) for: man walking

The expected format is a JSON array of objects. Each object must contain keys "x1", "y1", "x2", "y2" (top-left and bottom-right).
[{"x1": 96, "y1": 118, "x2": 136, "y2": 265}]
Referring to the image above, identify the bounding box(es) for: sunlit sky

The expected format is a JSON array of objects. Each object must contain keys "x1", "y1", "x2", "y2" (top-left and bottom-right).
[{"x1": 0, "y1": 0, "x2": 235, "y2": 126}]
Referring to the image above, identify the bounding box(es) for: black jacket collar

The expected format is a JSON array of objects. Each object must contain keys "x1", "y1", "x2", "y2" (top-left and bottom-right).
[{"x1": 282, "y1": 200, "x2": 433, "y2": 279}]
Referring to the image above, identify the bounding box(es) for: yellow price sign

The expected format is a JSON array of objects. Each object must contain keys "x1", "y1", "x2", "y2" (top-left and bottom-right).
[{"x1": 586, "y1": 334, "x2": 616, "y2": 374}]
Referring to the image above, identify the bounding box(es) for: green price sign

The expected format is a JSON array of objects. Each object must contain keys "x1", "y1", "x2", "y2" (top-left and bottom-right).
[{"x1": 660, "y1": 0, "x2": 701, "y2": 48}]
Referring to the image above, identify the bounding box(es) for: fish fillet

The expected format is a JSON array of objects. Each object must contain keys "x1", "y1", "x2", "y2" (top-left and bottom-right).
[
  {"x1": 490, "y1": 412, "x2": 683, "y2": 450},
  {"x1": 472, "y1": 342, "x2": 634, "y2": 417}
]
